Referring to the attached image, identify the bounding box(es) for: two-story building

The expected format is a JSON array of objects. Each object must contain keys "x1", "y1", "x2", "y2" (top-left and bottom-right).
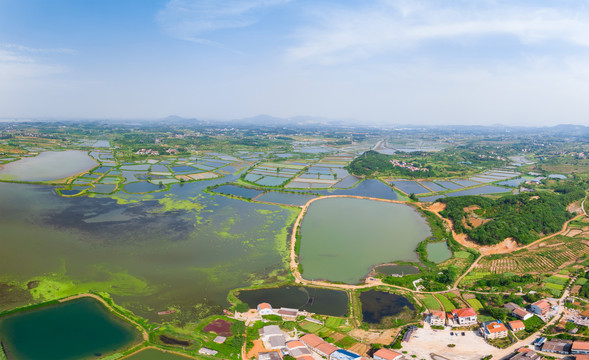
[{"x1": 450, "y1": 308, "x2": 478, "y2": 326}]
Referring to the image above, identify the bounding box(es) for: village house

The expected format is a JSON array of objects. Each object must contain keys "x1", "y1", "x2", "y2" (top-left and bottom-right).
[
  {"x1": 529, "y1": 300, "x2": 551, "y2": 315},
  {"x1": 257, "y1": 303, "x2": 275, "y2": 316},
  {"x1": 428, "y1": 310, "x2": 446, "y2": 326},
  {"x1": 373, "y1": 348, "x2": 403, "y2": 360},
  {"x1": 509, "y1": 348, "x2": 542, "y2": 359},
  {"x1": 481, "y1": 320, "x2": 508, "y2": 340},
  {"x1": 512, "y1": 307, "x2": 534, "y2": 321},
  {"x1": 330, "y1": 349, "x2": 362, "y2": 360},
  {"x1": 507, "y1": 320, "x2": 525, "y2": 332},
  {"x1": 572, "y1": 341, "x2": 589, "y2": 355},
  {"x1": 577, "y1": 355, "x2": 589, "y2": 360},
  {"x1": 300, "y1": 333, "x2": 339, "y2": 358},
  {"x1": 277, "y1": 307, "x2": 299, "y2": 321},
  {"x1": 542, "y1": 339, "x2": 572, "y2": 354},
  {"x1": 199, "y1": 347, "x2": 218, "y2": 356},
  {"x1": 286, "y1": 341, "x2": 313, "y2": 358},
  {"x1": 450, "y1": 308, "x2": 478, "y2": 327},
  {"x1": 259, "y1": 325, "x2": 286, "y2": 350},
  {"x1": 258, "y1": 352, "x2": 282, "y2": 360}
]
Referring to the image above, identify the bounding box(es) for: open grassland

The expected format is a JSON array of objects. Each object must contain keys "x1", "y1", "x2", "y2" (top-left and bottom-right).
[{"x1": 474, "y1": 236, "x2": 589, "y2": 274}]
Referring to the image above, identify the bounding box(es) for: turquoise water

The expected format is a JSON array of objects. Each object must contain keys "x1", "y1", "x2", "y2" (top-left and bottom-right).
[
  {"x1": 299, "y1": 198, "x2": 431, "y2": 284},
  {"x1": 0, "y1": 298, "x2": 140, "y2": 360}
]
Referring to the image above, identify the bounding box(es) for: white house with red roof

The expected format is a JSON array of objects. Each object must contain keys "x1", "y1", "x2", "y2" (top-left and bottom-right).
[
  {"x1": 529, "y1": 299, "x2": 551, "y2": 315},
  {"x1": 373, "y1": 348, "x2": 403, "y2": 360},
  {"x1": 257, "y1": 303, "x2": 275, "y2": 316},
  {"x1": 428, "y1": 310, "x2": 446, "y2": 326},
  {"x1": 482, "y1": 320, "x2": 508, "y2": 340},
  {"x1": 450, "y1": 308, "x2": 478, "y2": 326}
]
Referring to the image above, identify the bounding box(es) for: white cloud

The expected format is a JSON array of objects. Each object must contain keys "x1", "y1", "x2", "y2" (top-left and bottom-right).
[
  {"x1": 286, "y1": 0, "x2": 589, "y2": 64},
  {"x1": 157, "y1": 0, "x2": 292, "y2": 41},
  {"x1": 0, "y1": 46, "x2": 67, "y2": 81}
]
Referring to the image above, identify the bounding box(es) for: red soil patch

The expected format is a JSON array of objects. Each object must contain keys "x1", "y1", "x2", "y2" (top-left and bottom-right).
[{"x1": 203, "y1": 319, "x2": 233, "y2": 337}]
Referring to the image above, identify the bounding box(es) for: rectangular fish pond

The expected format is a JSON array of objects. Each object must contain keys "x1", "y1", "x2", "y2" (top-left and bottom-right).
[{"x1": 237, "y1": 286, "x2": 348, "y2": 317}]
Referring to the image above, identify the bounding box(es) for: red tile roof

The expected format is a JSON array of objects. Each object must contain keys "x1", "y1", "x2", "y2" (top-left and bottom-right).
[
  {"x1": 573, "y1": 341, "x2": 589, "y2": 351},
  {"x1": 297, "y1": 356, "x2": 314, "y2": 360},
  {"x1": 486, "y1": 322, "x2": 508, "y2": 333},
  {"x1": 373, "y1": 348, "x2": 401, "y2": 360},
  {"x1": 451, "y1": 308, "x2": 477, "y2": 318},
  {"x1": 300, "y1": 334, "x2": 324, "y2": 348},
  {"x1": 532, "y1": 300, "x2": 551, "y2": 311},
  {"x1": 287, "y1": 341, "x2": 305, "y2": 349},
  {"x1": 508, "y1": 320, "x2": 525, "y2": 330},
  {"x1": 315, "y1": 343, "x2": 338, "y2": 355},
  {"x1": 513, "y1": 308, "x2": 530, "y2": 317},
  {"x1": 431, "y1": 310, "x2": 445, "y2": 318},
  {"x1": 258, "y1": 303, "x2": 272, "y2": 309}
]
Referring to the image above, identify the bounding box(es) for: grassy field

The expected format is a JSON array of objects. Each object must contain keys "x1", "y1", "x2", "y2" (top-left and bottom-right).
[
  {"x1": 335, "y1": 336, "x2": 357, "y2": 349},
  {"x1": 466, "y1": 298, "x2": 484, "y2": 311},
  {"x1": 544, "y1": 275, "x2": 569, "y2": 286},
  {"x1": 325, "y1": 317, "x2": 342, "y2": 329},
  {"x1": 422, "y1": 294, "x2": 442, "y2": 311},
  {"x1": 543, "y1": 282, "x2": 565, "y2": 296},
  {"x1": 299, "y1": 321, "x2": 322, "y2": 333},
  {"x1": 435, "y1": 294, "x2": 456, "y2": 311}
]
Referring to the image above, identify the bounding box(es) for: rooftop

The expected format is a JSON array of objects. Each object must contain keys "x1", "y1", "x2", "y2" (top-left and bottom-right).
[
  {"x1": 373, "y1": 348, "x2": 402, "y2": 360},
  {"x1": 573, "y1": 341, "x2": 589, "y2": 351},
  {"x1": 452, "y1": 308, "x2": 477, "y2": 317}
]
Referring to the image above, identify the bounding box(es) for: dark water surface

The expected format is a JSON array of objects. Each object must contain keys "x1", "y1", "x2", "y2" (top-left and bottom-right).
[
  {"x1": 237, "y1": 286, "x2": 348, "y2": 317},
  {"x1": 0, "y1": 298, "x2": 140, "y2": 360}
]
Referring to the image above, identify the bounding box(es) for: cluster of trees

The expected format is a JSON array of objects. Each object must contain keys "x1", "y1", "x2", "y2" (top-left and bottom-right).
[
  {"x1": 347, "y1": 150, "x2": 435, "y2": 177},
  {"x1": 578, "y1": 271, "x2": 589, "y2": 299},
  {"x1": 439, "y1": 185, "x2": 585, "y2": 245},
  {"x1": 473, "y1": 273, "x2": 538, "y2": 290}
]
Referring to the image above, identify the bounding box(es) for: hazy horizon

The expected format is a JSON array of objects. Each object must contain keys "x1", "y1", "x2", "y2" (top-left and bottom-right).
[{"x1": 2, "y1": 0, "x2": 589, "y2": 126}]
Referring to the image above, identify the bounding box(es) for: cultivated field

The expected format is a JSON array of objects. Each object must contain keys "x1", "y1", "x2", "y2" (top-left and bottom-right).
[{"x1": 474, "y1": 235, "x2": 589, "y2": 274}]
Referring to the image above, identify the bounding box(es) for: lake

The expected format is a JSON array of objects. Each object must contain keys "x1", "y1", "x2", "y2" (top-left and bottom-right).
[
  {"x1": 0, "y1": 151, "x2": 97, "y2": 182},
  {"x1": 0, "y1": 180, "x2": 296, "y2": 323},
  {"x1": 237, "y1": 286, "x2": 348, "y2": 317},
  {"x1": 0, "y1": 298, "x2": 140, "y2": 360},
  {"x1": 299, "y1": 198, "x2": 431, "y2": 284}
]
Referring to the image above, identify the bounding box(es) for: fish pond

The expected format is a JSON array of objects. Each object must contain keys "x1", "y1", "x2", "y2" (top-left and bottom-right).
[
  {"x1": 426, "y1": 242, "x2": 452, "y2": 263},
  {"x1": 374, "y1": 264, "x2": 420, "y2": 276},
  {"x1": 0, "y1": 297, "x2": 140, "y2": 360},
  {"x1": 0, "y1": 151, "x2": 97, "y2": 182},
  {"x1": 237, "y1": 286, "x2": 348, "y2": 316},
  {"x1": 299, "y1": 198, "x2": 431, "y2": 284},
  {"x1": 360, "y1": 290, "x2": 416, "y2": 325}
]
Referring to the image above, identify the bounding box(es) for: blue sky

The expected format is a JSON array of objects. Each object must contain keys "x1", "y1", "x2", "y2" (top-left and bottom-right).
[{"x1": 1, "y1": 0, "x2": 589, "y2": 125}]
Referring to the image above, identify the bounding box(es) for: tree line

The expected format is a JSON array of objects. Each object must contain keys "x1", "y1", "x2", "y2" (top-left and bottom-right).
[{"x1": 438, "y1": 184, "x2": 585, "y2": 245}]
